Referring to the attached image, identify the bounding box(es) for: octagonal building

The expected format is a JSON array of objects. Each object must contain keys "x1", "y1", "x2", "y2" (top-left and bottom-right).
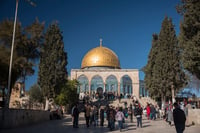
[{"x1": 71, "y1": 39, "x2": 139, "y2": 99}]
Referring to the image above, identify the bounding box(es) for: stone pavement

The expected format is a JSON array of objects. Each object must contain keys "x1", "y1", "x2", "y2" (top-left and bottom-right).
[
  {"x1": 73, "y1": 113, "x2": 200, "y2": 133},
  {"x1": 1, "y1": 113, "x2": 200, "y2": 133}
]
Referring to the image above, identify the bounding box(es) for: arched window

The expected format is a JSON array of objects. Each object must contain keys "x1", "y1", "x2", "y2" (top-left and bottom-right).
[
  {"x1": 90, "y1": 75, "x2": 103, "y2": 94},
  {"x1": 77, "y1": 75, "x2": 89, "y2": 93},
  {"x1": 120, "y1": 75, "x2": 132, "y2": 95},
  {"x1": 105, "y1": 75, "x2": 118, "y2": 93}
]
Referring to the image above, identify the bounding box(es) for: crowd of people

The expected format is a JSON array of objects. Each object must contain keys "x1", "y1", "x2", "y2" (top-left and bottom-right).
[
  {"x1": 71, "y1": 100, "x2": 189, "y2": 133},
  {"x1": 71, "y1": 100, "x2": 145, "y2": 132},
  {"x1": 163, "y1": 100, "x2": 198, "y2": 133},
  {"x1": 79, "y1": 91, "x2": 136, "y2": 104}
]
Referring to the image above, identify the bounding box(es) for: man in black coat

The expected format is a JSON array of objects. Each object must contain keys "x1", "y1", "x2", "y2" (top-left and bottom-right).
[
  {"x1": 72, "y1": 103, "x2": 79, "y2": 128},
  {"x1": 134, "y1": 103, "x2": 143, "y2": 128},
  {"x1": 100, "y1": 106, "x2": 104, "y2": 126},
  {"x1": 173, "y1": 102, "x2": 186, "y2": 133}
]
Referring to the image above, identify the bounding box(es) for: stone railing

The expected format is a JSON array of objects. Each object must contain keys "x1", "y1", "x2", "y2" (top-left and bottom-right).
[
  {"x1": 188, "y1": 109, "x2": 200, "y2": 125},
  {"x1": 0, "y1": 108, "x2": 50, "y2": 129}
]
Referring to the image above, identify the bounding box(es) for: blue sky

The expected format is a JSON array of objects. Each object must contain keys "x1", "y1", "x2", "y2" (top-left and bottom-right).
[{"x1": 0, "y1": 0, "x2": 182, "y2": 90}]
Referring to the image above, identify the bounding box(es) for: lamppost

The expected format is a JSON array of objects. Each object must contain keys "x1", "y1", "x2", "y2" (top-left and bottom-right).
[
  {"x1": 6, "y1": 0, "x2": 19, "y2": 108},
  {"x1": 6, "y1": 0, "x2": 36, "y2": 108}
]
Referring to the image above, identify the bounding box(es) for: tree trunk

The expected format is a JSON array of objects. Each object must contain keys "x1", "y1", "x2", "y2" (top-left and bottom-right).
[
  {"x1": 171, "y1": 85, "x2": 176, "y2": 103},
  {"x1": 161, "y1": 93, "x2": 166, "y2": 110},
  {"x1": 45, "y1": 97, "x2": 49, "y2": 111}
]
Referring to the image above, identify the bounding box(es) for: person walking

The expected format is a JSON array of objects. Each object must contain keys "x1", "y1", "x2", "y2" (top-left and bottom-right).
[
  {"x1": 84, "y1": 103, "x2": 91, "y2": 128},
  {"x1": 106, "y1": 105, "x2": 111, "y2": 128},
  {"x1": 90, "y1": 105, "x2": 95, "y2": 126},
  {"x1": 93, "y1": 106, "x2": 99, "y2": 126},
  {"x1": 146, "y1": 103, "x2": 151, "y2": 120},
  {"x1": 167, "y1": 105, "x2": 173, "y2": 126},
  {"x1": 71, "y1": 104, "x2": 75, "y2": 125},
  {"x1": 173, "y1": 102, "x2": 186, "y2": 133},
  {"x1": 128, "y1": 104, "x2": 133, "y2": 122},
  {"x1": 151, "y1": 105, "x2": 156, "y2": 120},
  {"x1": 115, "y1": 107, "x2": 125, "y2": 132},
  {"x1": 134, "y1": 103, "x2": 143, "y2": 128},
  {"x1": 72, "y1": 103, "x2": 79, "y2": 128},
  {"x1": 109, "y1": 106, "x2": 116, "y2": 131},
  {"x1": 100, "y1": 106, "x2": 105, "y2": 126},
  {"x1": 184, "y1": 102, "x2": 192, "y2": 126}
]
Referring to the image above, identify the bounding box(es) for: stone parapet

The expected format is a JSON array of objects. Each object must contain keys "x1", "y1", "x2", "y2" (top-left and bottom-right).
[
  {"x1": 188, "y1": 109, "x2": 200, "y2": 125},
  {"x1": 0, "y1": 108, "x2": 50, "y2": 129}
]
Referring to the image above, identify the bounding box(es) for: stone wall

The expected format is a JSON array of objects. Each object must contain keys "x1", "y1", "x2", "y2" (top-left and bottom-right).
[
  {"x1": 188, "y1": 109, "x2": 200, "y2": 125},
  {"x1": 0, "y1": 108, "x2": 50, "y2": 129}
]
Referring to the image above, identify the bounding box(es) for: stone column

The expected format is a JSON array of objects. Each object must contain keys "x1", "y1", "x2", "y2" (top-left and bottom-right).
[
  {"x1": 118, "y1": 82, "x2": 120, "y2": 95},
  {"x1": 103, "y1": 82, "x2": 106, "y2": 92},
  {"x1": 89, "y1": 81, "x2": 91, "y2": 96},
  {"x1": 133, "y1": 83, "x2": 140, "y2": 98}
]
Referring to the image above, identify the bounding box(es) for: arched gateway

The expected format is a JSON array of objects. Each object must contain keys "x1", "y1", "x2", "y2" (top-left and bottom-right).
[{"x1": 71, "y1": 39, "x2": 139, "y2": 99}]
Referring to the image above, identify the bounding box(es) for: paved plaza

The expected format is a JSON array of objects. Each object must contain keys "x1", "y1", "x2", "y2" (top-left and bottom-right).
[{"x1": 1, "y1": 112, "x2": 200, "y2": 133}]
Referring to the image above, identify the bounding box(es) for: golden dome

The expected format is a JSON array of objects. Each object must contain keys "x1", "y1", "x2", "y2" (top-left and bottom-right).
[{"x1": 81, "y1": 43, "x2": 120, "y2": 69}]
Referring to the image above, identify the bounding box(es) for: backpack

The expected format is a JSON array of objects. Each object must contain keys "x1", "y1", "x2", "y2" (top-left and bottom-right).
[
  {"x1": 125, "y1": 112, "x2": 128, "y2": 118},
  {"x1": 134, "y1": 107, "x2": 140, "y2": 116},
  {"x1": 123, "y1": 108, "x2": 128, "y2": 118},
  {"x1": 135, "y1": 107, "x2": 143, "y2": 116}
]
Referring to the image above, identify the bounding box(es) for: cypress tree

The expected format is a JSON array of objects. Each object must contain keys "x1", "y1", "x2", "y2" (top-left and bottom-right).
[
  {"x1": 143, "y1": 34, "x2": 160, "y2": 99},
  {"x1": 144, "y1": 16, "x2": 187, "y2": 104},
  {"x1": 177, "y1": 0, "x2": 200, "y2": 79},
  {"x1": 38, "y1": 23, "x2": 68, "y2": 109}
]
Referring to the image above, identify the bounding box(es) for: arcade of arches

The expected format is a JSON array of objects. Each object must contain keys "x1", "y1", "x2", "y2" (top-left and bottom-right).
[
  {"x1": 71, "y1": 69, "x2": 139, "y2": 98},
  {"x1": 72, "y1": 69, "x2": 138, "y2": 95}
]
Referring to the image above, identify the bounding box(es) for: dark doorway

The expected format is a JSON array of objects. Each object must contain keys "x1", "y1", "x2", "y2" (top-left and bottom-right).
[{"x1": 97, "y1": 87, "x2": 103, "y2": 99}]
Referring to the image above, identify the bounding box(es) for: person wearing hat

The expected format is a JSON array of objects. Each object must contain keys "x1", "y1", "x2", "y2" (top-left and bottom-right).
[{"x1": 173, "y1": 102, "x2": 186, "y2": 133}]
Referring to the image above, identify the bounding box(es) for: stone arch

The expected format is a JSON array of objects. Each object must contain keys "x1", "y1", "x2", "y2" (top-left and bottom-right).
[
  {"x1": 105, "y1": 75, "x2": 118, "y2": 93},
  {"x1": 77, "y1": 74, "x2": 89, "y2": 93},
  {"x1": 120, "y1": 75, "x2": 132, "y2": 96},
  {"x1": 90, "y1": 75, "x2": 104, "y2": 95}
]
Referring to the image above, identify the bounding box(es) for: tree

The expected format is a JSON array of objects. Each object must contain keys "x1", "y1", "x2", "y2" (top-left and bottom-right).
[
  {"x1": 0, "y1": 19, "x2": 44, "y2": 107},
  {"x1": 38, "y1": 23, "x2": 68, "y2": 110},
  {"x1": 28, "y1": 84, "x2": 43, "y2": 103},
  {"x1": 144, "y1": 16, "x2": 187, "y2": 104},
  {"x1": 0, "y1": 19, "x2": 23, "y2": 88},
  {"x1": 55, "y1": 79, "x2": 79, "y2": 106},
  {"x1": 16, "y1": 18, "x2": 45, "y2": 87},
  {"x1": 177, "y1": 0, "x2": 200, "y2": 79},
  {"x1": 143, "y1": 34, "x2": 160, "y2": 99},
  {"x1": 0, "y1": 19, "x2": 44, "y2": 86},
  {"x1": 157, "y1": 16, "x2": 187, "y2": 103}
]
